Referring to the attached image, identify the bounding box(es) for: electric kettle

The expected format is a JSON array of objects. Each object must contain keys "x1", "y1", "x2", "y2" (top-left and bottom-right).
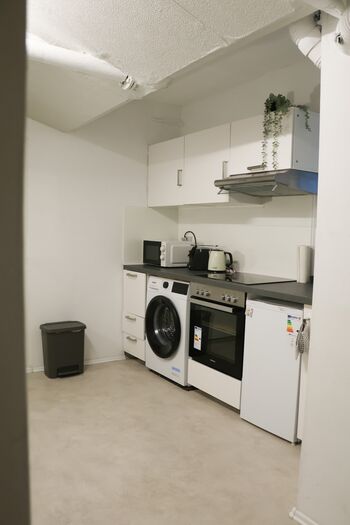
[{"x1": 208, "y1": 249, "x2": 233, "y2": 272}]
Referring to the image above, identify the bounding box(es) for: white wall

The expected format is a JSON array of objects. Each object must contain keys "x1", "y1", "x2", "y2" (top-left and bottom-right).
[
  {"x1": 25, "y1": 118, "x2": 146, "y2": 369},
  {"x1": 292, "y1": 17, "x2": 350, "y2": 525},
  {"x1": 179, "y1": 196, "x2": 316, "y2": 278},
  {"x1": 178, "y1": 60, "x2": 320, "y2": 276},
  {"x1": 25, "y1": 101, "x2": 180, "y2": 370},
  {"x1": 181, "y1": 60, "x2": 320, "y2": 134}
]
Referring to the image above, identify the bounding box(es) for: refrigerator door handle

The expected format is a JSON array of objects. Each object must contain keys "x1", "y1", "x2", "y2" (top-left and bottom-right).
[{"x1": 295, "y1": 319, "x2": 310, "y2": 360}]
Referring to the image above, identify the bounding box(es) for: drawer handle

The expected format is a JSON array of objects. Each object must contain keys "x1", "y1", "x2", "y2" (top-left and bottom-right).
[
  {"x1": 247, "y1": 164, "x2": 264, "y2": 171},
  {"x1": 222, "y1": 160, "x2": 228, "y2": 179},
  {"x1": 177, "y1": 169, "x2": 183, "y2": 187},
  {"x1": 126, "y1": 336, "x2": 137, "y2": 342},
  {"x1": 125, "y1": 315, "x2": 136, "y2": 321},
  {"x1": 126, "y1": 272, "x2": 138, "y2": 278}
]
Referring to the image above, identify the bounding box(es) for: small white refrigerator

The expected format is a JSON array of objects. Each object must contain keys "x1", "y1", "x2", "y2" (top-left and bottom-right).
[{"x1": 240, "y1": 298, "x2": 303, "y2": 443}]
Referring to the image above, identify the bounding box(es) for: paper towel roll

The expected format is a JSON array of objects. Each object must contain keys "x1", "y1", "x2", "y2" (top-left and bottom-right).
[{"x1": 297, "y1": 245, "x2": 312, "y2": 283}]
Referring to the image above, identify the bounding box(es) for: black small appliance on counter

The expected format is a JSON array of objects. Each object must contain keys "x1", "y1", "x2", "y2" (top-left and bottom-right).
[
  {"x1": 187, "y1": 246, "x2": 212, "y2": 271},
  {"x1": 183, "y1": 230, "x2": 217, "y2": 271}
]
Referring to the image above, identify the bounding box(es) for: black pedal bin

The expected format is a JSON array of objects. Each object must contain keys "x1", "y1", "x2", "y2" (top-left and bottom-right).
[{"x1": 40, "y1": 321, "x2": 87, "y2": 378}]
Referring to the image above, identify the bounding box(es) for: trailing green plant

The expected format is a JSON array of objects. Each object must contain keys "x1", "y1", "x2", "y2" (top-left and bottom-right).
[{"x1": 261, "y1": 93, "x2": 311, "y2": 170}]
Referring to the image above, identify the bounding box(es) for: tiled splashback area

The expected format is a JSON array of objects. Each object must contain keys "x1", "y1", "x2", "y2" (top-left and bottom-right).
[{"x1": 178, "y1": 195, "x2": 317, "y2": 278}]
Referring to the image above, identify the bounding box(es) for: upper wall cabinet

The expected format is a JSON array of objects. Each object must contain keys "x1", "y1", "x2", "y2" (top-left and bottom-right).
[
  {"x1": 148, "y1": 136, "x2": 185, "y2": 207},
  {"x1": 148, "y1": 124, "x2": 230, "y2": 207},
  {"x1": 228, "y1": 108, "x2": 319, "y2": 175},
  {"x1": 148, "y1": 109, "x2": 319, "y2": 207},
  {"x1": 182, "y1": 124, "x2": 230, "y2": 205}
]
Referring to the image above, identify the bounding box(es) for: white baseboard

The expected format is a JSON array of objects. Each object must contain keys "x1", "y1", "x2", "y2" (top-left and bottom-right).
[
  {"x1": 289, "y1": 507, "x2": 320, "y2": 525},
  {"x1": 85, "y1": 355, "x2": 125, "y2": 366},
  {"x1": 26, "y1": 355, "x2": 125, "y2": 374}
]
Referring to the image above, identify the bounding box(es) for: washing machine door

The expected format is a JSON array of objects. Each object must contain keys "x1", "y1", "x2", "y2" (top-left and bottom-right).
[{"x1": 145, "y1": 296, "x2": 181, "y2": 358}]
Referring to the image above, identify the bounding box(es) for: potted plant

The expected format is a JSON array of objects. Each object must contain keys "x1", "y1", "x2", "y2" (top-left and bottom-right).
[{"x1": 262, "y1": 93, "x2": 311, "y2": 170}]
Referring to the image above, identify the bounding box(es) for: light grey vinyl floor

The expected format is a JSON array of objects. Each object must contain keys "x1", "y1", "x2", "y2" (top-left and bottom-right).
[{"x1": 27, "y1": 359, "x2": 300, "y2": 525}]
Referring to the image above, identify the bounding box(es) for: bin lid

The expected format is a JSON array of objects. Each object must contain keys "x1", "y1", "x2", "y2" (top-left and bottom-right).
[{"x1": 40, "y1": 321, "x2": 86, "y2": 333}]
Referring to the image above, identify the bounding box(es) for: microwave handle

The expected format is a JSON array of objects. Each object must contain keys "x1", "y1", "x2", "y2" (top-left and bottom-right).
[{"x1": 191, "y1": 298, "x2": 233, "y2": 313}]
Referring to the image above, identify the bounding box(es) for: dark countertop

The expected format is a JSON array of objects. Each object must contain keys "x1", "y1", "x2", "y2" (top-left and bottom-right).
[{"x1": 124, "y1": 264, "x2": 313, "y2": 305}]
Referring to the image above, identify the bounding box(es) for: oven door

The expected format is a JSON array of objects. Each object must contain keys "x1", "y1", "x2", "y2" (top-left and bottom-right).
[
  {"x1": 143, "y1": 240, "x2": 161, "y2": 266},
  {"x1": 189, "y1": 298, "x2": 245, "y2": 379}
]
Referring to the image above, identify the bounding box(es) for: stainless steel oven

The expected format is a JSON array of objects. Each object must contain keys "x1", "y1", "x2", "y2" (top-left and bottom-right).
[{"x1": 189, "y1": 282, "x2": 246, "y2": 379}]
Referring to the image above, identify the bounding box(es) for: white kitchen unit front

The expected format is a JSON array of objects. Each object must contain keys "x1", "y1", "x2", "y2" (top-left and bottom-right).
[
  {"x1": 148, "y1": 124, "x2": 230, "y2": 207},
  {"x1": 240, "y1": 298, "x2": 304, "y2": 443},
  {"x1": 188, "y1": 359, "x2": 242, "y2": 409},
  {"x1": 122, "y1": 270, "x2": 146, "y2": 361},
  {"x1": 148, "y1": 136, "x2": 184, "y2": 207},
  {"x1": 229, "y1": 108, "x2": 319, "y2": 175},
  {"x1": 148, "y1": 109, "x2": 319, "y2": 207},
  {"x1": 182, "y1": 123, "x2": 230, "y2": 205}
]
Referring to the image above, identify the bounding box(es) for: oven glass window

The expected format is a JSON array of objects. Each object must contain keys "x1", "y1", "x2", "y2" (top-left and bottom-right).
[
  {"x1": 201, "y1": 309, "x2": 237, "y2": 364},
  {"x1": 190, "y1": 302, "x2": 245, "y2": 379}
]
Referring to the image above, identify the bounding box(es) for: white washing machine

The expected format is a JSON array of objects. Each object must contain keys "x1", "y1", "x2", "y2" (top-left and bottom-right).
[{"x1": 145, "y1": 276, "x2": 190, "y2": 386}]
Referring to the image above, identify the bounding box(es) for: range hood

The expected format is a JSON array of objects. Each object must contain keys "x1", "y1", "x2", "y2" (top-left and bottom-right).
[{"x1": 215, "y1": 169, "x2": 318, "y2": 197}]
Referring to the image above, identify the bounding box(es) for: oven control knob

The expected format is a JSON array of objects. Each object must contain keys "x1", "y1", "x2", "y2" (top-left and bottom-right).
[
  {"x1": 160, "y1": 245, "x2": 165, "y2": 252},
  {"x1": 196, "y1": 289, "x2": 200, "y2": 294},
  {"x1": 200, "y1": 290, "x2": 205, "y2": 296},
  {"x1": 160, "y1": 254, "x2": 165, "y2": 260},
  {"x1": 221, "y1": 294, "x2": 226, "y2": 300},
  {"x1": 204, "y1": 291, "x2": 210, "y2": 297},
  {"x1": 231, "y1": 297, "x2": 237, "y2": 303},
  {"x1": 225, "y1": 295, "x2": 231, "y2": 302}
]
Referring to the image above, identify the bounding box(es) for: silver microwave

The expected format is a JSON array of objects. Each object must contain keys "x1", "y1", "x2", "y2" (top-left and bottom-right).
[{"x1": 143, "y1": 240, "x2": 192, "y2": 267}]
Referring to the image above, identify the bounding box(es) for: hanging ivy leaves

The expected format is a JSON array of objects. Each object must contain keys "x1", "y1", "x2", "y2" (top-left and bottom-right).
[{"x1": 261, "y1": 93, "x2": 311, "y2": 170}]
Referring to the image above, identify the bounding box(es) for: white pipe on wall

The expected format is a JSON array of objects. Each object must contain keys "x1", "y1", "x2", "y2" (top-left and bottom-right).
[
  {"x1": 337, "y1": 6, "x2": 350, "y2": 53},
  {"x1": 289, "y1": 15, "x2": 322, "y2": 68},
  {"x1": 26, "y1": 34, "x2": 137, "y2": 90}
]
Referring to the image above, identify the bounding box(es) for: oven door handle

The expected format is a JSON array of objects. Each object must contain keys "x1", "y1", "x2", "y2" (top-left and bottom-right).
[{"x1": 190, "y1": 298, "x2": 234, "y2": 313}]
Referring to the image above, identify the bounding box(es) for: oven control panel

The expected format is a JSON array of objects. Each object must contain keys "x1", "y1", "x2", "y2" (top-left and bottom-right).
[{"x1": 190, "y1": 282, "x2": 245, "y2": 308}]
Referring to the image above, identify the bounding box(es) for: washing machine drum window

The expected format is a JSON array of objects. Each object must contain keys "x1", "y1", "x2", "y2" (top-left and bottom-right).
[{"x1": 146, "y1": 296, "x2": 181, "y2": 358}]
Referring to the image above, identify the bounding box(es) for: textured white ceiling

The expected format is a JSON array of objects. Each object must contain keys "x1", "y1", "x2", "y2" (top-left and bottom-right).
[
  {"x1": 147, "y1": 27, "x2": 309, "y2": 106},
  {"x1": 27, "y1": 0, "x2": 313, "y2": 130}
]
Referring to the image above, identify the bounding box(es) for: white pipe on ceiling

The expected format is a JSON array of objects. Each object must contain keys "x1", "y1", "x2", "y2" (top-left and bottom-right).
[
  {"x1": 289, "y1": 15, "x2": 322, "y2": 68},
  {"x1": 291, "y1": 1, "x2": 350, "y2": 65},
  {"x1": 26, "y1": 34, "x2": 137, "y2": 91}
]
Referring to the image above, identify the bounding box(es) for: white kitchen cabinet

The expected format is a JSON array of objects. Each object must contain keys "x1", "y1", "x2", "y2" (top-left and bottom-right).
[
  {"x1": 123, "y1": 270, "x2": 146, "y2": 317},
  {"x1": 182, "y1": 123, "x2": 230, "y2": 204},
  {"x1": 123, "y1": 333, "x2": 146, "y2": 361},
  {"x1": 148, "y1": 137, "x2": 184, "y2": 207},
  {"x1": 229, "y1": 108, "x2": 319, "y2": 175},
  {"x1": 122, "y1": 270, "x2": 146, "y2": 361}
]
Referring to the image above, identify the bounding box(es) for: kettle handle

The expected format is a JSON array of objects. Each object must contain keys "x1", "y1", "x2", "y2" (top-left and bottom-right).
[{"x1": 225, "y1": 252, "x2": 233, "y2": 267}]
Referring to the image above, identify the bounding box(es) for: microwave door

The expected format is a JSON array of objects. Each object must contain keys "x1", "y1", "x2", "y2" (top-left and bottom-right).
[{"x1": 143, "y1": 241, "x2": 161, "y2": 266}]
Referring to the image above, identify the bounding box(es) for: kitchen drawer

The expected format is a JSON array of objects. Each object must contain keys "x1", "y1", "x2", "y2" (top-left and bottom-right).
[
  {"x1": 122, "y1": 312, "x2": 145, "y2": 340},
  {"x1": 123, "y1": 270, "x2": 146, "y2": 317},
  {"x1": 123, "y1": 333, "x2": 145, "y2": 361},
  {"x1": 188, "y1": 359, "x2": 241, "y2": 409}
]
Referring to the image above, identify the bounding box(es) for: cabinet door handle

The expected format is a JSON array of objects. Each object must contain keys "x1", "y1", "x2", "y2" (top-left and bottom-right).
[
  {"x1": 126, "y1": 336, "x2": 137, "y2": 342},
  {"x1": 126, "y1": 272, "x2": 137, "y2": 278},
  {"x1": 125, "y1": 315, "x2": 136, "y2": 321},
  {"x1": 222, "y1": 160, "x2": 228, "y2": 179},
  {"x1": 247, "y1": 164, "x2": 264, "y2": 171},
  {"x1": 177, "y1": 169, "x2": 183, "y2": 187}
]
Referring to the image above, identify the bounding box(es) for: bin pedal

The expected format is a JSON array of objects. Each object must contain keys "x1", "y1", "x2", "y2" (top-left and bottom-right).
[{"x1": 57, "y1": 364, "x2": 80, "y2": 377}]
